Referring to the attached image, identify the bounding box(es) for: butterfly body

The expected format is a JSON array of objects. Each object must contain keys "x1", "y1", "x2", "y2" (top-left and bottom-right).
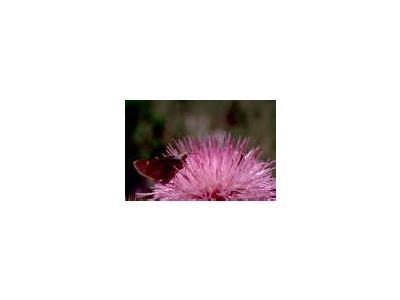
[{"x1": 133, "y1": 154, "x2": 188, "y2": 183}]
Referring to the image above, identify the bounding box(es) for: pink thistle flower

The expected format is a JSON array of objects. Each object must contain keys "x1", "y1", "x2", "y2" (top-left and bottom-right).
[{"x1": 146, "y1": 133, "x2": 276, "y2": 201}]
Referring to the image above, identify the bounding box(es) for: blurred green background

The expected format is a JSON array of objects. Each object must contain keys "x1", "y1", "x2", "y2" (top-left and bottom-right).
[{"x1": 125, "y1": 100, "x2": 276, "y2": 200}]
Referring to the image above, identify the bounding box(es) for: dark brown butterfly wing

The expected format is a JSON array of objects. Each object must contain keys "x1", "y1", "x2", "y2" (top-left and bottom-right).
[{"x1": 134, "y1": 158, "x2": 185, "y2": 183}]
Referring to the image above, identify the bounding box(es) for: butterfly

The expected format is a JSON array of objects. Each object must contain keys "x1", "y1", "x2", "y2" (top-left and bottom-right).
[{"x1": 133, "y1": 153, "x2": 190, "y2": 184}]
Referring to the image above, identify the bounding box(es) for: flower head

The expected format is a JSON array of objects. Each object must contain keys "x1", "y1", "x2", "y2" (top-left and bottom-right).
[{"x1": 145, "y1": 133, "x2": 275, "y2": 201}]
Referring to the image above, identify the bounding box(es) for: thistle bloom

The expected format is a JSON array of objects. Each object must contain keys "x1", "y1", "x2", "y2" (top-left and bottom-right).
[{"x1": 144, "y1": 134, "x2": 276, "y2": 201}]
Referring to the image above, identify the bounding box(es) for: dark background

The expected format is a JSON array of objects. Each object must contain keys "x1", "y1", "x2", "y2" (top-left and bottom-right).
[{"x1": 125, "y1": 100, "x2": 276, "y2": 200}]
